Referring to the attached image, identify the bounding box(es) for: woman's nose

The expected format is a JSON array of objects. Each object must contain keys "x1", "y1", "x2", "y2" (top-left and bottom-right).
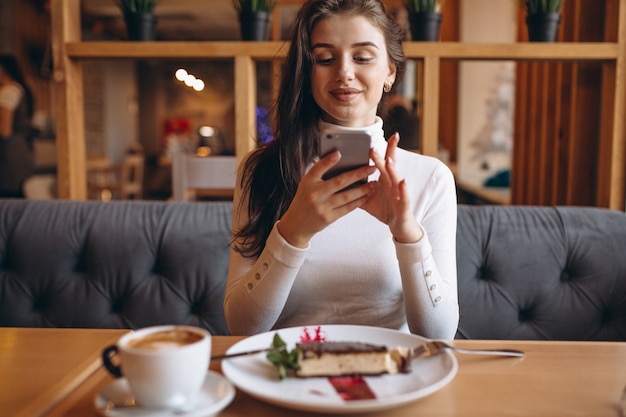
[{"x1": 336, "y1": 57, "x2": 355, "y2": 82}]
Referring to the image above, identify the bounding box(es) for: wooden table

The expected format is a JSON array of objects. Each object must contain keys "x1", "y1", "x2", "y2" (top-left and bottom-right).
[
  {"x1": 3, "y1": 328, "x2": 625, "y2": 417},
  {"x1": 0, "y1": 328, "x2": 127, "y2": 417}
]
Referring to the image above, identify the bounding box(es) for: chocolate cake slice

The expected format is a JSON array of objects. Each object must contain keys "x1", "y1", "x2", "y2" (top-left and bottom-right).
[{"x1": 295, "y1": 341, "x2": 410, "y2": 377}]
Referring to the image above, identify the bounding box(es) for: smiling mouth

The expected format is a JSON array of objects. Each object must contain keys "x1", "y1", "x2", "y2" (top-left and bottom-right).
[{"x1": 331, "y1": 88, "x2": 361, "y2": 102}]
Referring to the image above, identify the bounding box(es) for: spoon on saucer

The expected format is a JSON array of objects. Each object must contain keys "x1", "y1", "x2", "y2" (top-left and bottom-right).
[{"x1": 97, "y1": 383, "x2": 194, "y2": 415}]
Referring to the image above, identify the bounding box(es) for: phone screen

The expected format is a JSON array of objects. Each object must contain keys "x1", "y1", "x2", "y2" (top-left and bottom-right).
[{"x1": 319, "y1": 131, "x2": 372, "y2": 187}]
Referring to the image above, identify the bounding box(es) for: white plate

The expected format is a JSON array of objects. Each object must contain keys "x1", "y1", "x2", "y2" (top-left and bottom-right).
[
  {"x1": 221, "y1": 325, "x2": 458, "y2": 414},
  {"x1": 94, "y1": 371, "x2": 235, "y2": 417}
]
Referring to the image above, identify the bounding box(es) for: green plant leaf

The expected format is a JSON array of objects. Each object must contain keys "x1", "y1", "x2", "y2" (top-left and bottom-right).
[
  {"x1": 524, "y1": 0, "x2": 565, "y2": 13},
  {"x1": 404, "y1": 0, "x2": 445, "y2": 13},
  {"x1": 116, "y1": 0, "x2": 156, "y2": 14},
  {"x1": 232, "y1": 0, "x2": 277, "y2": 13},
  {"x1": 265, "y1": 333, "x2": 301, "y2": 380}
]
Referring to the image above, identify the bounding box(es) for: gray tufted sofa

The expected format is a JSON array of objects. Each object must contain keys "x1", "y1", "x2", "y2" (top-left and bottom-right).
[
  {"x1": 1, "y1": 199, "x2": 625, "y2": 341},
  {"x1": 455, "y1": 205, "x2": 626, "y2": 341},
  {"x1": 0, "y1": 199, "x2": 232, "y2": 335}
]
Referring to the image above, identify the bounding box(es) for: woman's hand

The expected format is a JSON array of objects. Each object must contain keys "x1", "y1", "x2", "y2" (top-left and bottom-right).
[
  {"x1": 277, "y1": 150, "x2": 376, "y2": 248},
  {"x1": 362, "y1": 133, "x2": 423, "y2": 243}
]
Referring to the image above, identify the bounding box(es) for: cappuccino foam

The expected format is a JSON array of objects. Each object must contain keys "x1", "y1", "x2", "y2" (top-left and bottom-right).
[{"x1": 127, "y1": 329, "x2": 203, "y2": 351}]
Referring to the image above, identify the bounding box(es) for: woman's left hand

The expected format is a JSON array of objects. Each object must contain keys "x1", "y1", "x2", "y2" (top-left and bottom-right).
[{"x1": 362, "y1": 133, "x2": 424, "y2": 243}]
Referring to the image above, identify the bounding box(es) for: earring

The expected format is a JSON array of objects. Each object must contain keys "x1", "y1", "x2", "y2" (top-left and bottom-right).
[{"x1": 384, "y1": 82, "x2": 393, "y2": 93}]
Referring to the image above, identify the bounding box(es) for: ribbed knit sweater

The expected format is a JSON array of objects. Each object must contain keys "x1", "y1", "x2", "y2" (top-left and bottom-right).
[{"x1": 225, "y1": 117, "x2": 459, "y2": 339}]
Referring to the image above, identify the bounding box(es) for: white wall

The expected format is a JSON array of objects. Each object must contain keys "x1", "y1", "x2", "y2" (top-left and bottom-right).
[
  {"x1": 84, "y1": 60, "x2": 138, "y2": 165},
  {"x1": 103, "y1": 60, "x2": 138, "y2": 164},
  {"x1": 457, "y1": 0, "x2": 518, "y2": 181}
]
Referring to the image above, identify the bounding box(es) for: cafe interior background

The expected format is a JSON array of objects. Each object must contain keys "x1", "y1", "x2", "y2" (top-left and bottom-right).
[{"x1": 2, "y1": 0, "x2": 623, "y2": 209}]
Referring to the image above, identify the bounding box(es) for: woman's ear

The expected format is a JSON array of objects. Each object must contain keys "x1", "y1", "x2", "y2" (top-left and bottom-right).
[{"x1": 387, "y1": 64, "x2": 397, "y2": 87}]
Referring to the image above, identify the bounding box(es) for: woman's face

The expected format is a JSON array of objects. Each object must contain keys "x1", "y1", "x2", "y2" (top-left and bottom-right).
[{"x1": 310, "y1": 14, "x2": 396, "y2": 128}]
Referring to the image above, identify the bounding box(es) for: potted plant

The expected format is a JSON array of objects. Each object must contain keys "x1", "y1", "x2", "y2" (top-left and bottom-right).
[
  {"x1": 117, "y1": 0, "x2": 157, "y2": 41},
  {"x1": 404, "y1": 0, "x2": 445, "y2": 42},
  {"x1": 232, "y1": 0, "x2": 277, "y2": 41},
  {"x1": 523, "y1": 0, "x2": 566, "y2": 42}
]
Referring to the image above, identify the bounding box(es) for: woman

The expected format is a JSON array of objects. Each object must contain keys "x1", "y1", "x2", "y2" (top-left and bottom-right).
[
  {"x1": 0, "y1": 55, "x2": 35, "y2": 198},
  {"x1": 225, "y1": 0, "x2": 458, "y2": 339}
]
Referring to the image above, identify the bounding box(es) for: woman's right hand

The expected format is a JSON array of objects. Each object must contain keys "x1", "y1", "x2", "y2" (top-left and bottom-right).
[{"x1": 276, "y1": 150, "x2": 377, "y2": 248}]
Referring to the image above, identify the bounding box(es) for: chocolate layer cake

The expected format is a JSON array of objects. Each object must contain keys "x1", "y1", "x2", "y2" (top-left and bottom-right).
[{"x1": 295, "y1": 341, "x2": 410, "y2": 377}]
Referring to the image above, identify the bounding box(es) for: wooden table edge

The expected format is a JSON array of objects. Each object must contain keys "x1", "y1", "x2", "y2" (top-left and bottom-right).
[{"x1": 16, "y1": 329, "x2": 127, "y2": 417}]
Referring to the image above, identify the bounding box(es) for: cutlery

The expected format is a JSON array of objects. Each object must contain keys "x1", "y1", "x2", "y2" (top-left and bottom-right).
[
  {"x1": 412, "y1": 340, "x2": 525, "y2": 359},
  {"x1": 210, "y1": 346, "x2": 282, "y2": 361},
  {"x1": 100, "y1": 394, "x2": 192, "y2": 415},
  {"x1": 211, "y1": 341, "x2": 524, "y2": 362}
]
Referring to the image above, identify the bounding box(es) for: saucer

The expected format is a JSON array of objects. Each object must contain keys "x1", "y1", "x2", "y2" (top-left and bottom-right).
[{"x1": 94, "y1": 371, "x2": 235, "y2": 417}]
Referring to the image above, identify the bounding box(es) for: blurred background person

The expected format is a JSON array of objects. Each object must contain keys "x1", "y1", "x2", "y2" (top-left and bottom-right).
[
  {"x1": 0, "y1": 54, "x2": 35, "y2": 198},
  {"x1": 383, "y1": 94, "x2": 420, "y2": 152}
]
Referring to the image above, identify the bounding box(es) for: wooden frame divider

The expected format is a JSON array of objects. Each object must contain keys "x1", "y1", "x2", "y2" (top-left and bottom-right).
[{"x1": 52, "y1": 0, "x2": 626, "y2": 209}]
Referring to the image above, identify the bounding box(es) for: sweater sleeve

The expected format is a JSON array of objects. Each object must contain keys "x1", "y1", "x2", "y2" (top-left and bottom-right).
[
  {"x1": 224, "y1": 162, "x2": 308, "y2": 335},
  {"x1": 396, "y1": 162, "x2": 459, "y2": 339}
]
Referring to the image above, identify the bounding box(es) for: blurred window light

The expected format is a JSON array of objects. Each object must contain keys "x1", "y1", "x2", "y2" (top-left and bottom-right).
[
  {"x1": 184, "y1": 74, "x2": 196, "y2": 87},
  {"x1": 196, "y1": 146, "x2": 211, "y2": 157},
  {"x1": 175, "y1": 69, "x2": 204, "y2": 93},
  {"x1": 193, "y1": 79, "x2": 205, "y2": 91},
  {"x1": 175, "y1": 68, "x2": 188, "y2": 81},
  {"x1": 199, "y1": 126, "x2": 215, "y2": 137}
]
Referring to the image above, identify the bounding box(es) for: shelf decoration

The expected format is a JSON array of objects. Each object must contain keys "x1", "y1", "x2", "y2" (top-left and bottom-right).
[
  {"x1": 117, "y1": 0, "x2": 157, "y2": 41},
  {"x1": 232, "y1": 0, "x2": 276, "y2": 41},
  {"x1": 523, "y1": 0, "x2": 565, "y2": 42},
  {"x1": 404, "y1": 0, "x2": 445, "y2": 42}
]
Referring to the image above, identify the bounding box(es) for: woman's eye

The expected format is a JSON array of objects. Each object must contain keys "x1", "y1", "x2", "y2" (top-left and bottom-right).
[
  {"x1": 354, "y1": 56, "x2": 374, "y2": 64},
  {"x1": 316, "y1": 57, "x2": 334, "y2": 65}
]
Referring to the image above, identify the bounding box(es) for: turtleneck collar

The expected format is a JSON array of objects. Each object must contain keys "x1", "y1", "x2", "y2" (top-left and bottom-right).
[{"x1": 319, "y1": 116, "x2": 387, "y2": 155}]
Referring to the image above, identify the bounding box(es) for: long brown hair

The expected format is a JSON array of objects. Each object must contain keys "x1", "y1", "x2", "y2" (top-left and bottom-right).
[{"x1": 233, "y1": 0, "x2": 406, "y2": 258}]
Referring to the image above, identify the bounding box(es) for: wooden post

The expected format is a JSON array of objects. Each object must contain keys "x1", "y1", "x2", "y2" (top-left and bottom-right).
[
  {"x1": 421, "y1": 55, "x2": 440, "y2": 158},
  {"x1": 234, "y1": 55, "x2": 257, "y2": 164},
  {"x1": 607, "y1": 0, "x2": 626, "y2": 210},
  {"x1": 51, "y1": 0, "x2": 86, "y2": 199}
]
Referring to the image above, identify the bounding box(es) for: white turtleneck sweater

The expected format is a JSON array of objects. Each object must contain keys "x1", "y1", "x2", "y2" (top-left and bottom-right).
[{"x1": 224, "y1": 117, "x2": 459, "y2": 339}]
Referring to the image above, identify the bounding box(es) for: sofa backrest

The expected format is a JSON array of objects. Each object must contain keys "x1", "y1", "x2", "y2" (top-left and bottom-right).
[
  {"x1": 2, "y1": 200, "x2": 624, "y2": 341},
  {"x1": 456, "y1": 205, "x2": 626, "y2": 341},
  {"x1": 0, "y1": 199, "x2": 232, "y2": 335}
]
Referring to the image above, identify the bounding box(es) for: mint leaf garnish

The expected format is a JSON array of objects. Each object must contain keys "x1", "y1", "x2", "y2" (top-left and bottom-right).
[{"x1": 266, "y1": 333, "x2": 301, "y2": 380}]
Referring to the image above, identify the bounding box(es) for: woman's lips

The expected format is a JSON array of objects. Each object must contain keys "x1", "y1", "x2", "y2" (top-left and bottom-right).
[{"x1": 331, "y1": 88, "x2": 360, "y2": 102}]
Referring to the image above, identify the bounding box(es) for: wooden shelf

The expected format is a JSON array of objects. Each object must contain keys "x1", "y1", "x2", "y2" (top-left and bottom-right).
[
  {"x1": 403, "y1": 42, "x2": 620, "y2": 61},
  {"x1": 66, "y1": 41, "x2": 619, "y2": 61},
  {"x1": 66, "y1": 41, "x2": 290, "y2": 59}
]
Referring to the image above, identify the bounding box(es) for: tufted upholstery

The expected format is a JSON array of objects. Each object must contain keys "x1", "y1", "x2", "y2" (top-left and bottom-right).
[
  {"x1": 0, "y1": 199, "x2": 231, "y2": 335},
  {"x1": 455, "y1": 205, "x2": 626, "y2": 341},
  {"x1": 1, "y1": 199, "x2": 625, "y2": 341}
]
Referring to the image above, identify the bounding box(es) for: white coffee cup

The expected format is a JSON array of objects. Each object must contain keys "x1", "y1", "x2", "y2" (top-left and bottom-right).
[{"x1": 102, "y1": 325, "x2": 211, "y2": 409}]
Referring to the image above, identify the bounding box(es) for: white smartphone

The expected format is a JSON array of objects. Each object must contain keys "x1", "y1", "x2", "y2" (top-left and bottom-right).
[{"x1": 318, "y1": 130, "x2": 372, "y2": 188}]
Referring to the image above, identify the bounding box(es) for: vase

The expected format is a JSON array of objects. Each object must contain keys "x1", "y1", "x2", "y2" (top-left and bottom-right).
[
  {"x1": 526, "y1": 12, "x2": 561, "y2": 42},
  {"x1": 409, "y1": 12, "x2": 442, "y2": 42},
  {"x1": 239, "y1": 11, "x2": 270, "y2": 41},
  {"x1": 124, "y1": 12, "x2": 157, "y2": 41}
]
